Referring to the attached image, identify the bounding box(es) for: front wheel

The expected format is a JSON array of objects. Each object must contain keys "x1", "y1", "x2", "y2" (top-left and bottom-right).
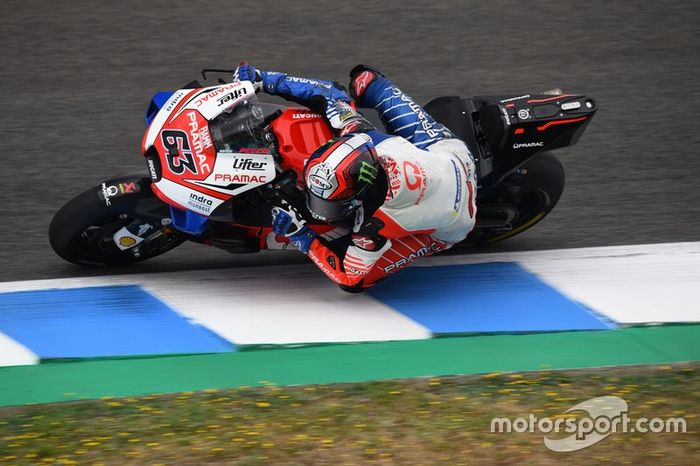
[
  {"x1": 465, "y1": 151, "x2": 565, "y2": 245},
  {"x1": 49, "y1": 185, "x2": 185, "y2": 266}
]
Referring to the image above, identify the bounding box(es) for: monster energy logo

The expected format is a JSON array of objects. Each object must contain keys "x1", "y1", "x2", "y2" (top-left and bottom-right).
[{"x1": 358, "y1": 161, "x2": 378, "y2": 184}]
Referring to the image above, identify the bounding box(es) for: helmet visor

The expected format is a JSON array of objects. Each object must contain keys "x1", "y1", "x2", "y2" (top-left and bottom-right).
[{"x1": 306, "y1": 190, "x2": 362, "y2": 223}]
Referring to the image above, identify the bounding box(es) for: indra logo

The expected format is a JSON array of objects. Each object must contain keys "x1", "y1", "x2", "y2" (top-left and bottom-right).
[{"x1": 189, "y1": 192, "x2": 213, "y2": 206}]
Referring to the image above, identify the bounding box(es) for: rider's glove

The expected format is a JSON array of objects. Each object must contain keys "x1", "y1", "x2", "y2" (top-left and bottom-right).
[
  {"x1": 271, "y1": 201, "x2": 317, "y2": 254},
  {"x1": 233, "y1": 62, "x2": 264, "y2": 91}
]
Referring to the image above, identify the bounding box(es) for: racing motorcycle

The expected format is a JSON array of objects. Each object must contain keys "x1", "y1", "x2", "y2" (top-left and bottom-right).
[{"x1": 49, "y1": 69, "x2": 597, "y2": 266}]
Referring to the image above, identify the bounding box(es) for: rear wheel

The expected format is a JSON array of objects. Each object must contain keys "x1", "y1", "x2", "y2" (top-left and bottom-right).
[
  {"x1": 465, "y1": 152, "x2": 565, "y2": 245},
  {"x1": 49, "y1": 186, "x2": 185, "y2": 266}
]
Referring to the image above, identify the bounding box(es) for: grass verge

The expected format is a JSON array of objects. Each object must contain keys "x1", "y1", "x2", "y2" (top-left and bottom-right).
[{"x1": 1, "y1": 362, "x2": 698, "y2": 465}]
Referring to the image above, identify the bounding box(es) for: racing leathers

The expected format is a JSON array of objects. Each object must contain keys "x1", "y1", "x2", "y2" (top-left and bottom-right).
[{"x1": 257, "y1": 67, "x2": 477, "y2": 291}]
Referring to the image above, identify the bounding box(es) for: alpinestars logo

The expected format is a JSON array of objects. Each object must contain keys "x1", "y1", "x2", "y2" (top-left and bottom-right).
[
  {"x1": 353, "y1": 71, "x2": 374, "y2": 97},
  {"x1": 513, "y1": 142, "x2": 544, "y2": 149}
]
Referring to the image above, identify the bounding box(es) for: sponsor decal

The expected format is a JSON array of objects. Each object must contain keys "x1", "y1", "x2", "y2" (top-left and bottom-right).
[
  {"x1": 451, "y1": 160, "x2": 462, "y2": 218},
  {"x1": 309, "y1": 174, "x2": 332, "y2": 190},
  {"x1": 517, "y1": 109, "x2": 531, "y2": 120},
  {"x1": 164, "y1": 90, "x2": 187, "y2": 113},
  {"x1": 561, "y1": 101, "x2": 582, "y2": 110},
  {"x1": 307, "y1": 162, "x2": 337, "y2": 197},
  {"x1": 513, "y1": 141, "x2": 544, "y2": 149},
  {"x1": 193, "y1": 83, "x2": 241, "y2": 107},
  {"x1": 113, "y1": 225, "x2": 145, "y2": 251},
  {"x1": 216, "y1": 88, "x2": 247, "y2": 107},
  {"x1": 238, "y1": 147, "x2": 271, "y2": 154},
  {"x1": 187, "y1": 192, "x2": 214, "y2": 214},
  {"x1": 339, "y1": 120, "x2": 363, "y2": 136},
  {"x1": 112, "y1": 182, "x2": 139, "y2": 195},
  {"x1": 118, "y1": 236, "x2": 137, "y2": 248},
  {"x1": 403, "y1": 160, "x2": 427, "y2": 203},
  {"x1": 101, "y1": 182, "x2": 112, "y2": 206},
  {"x1": 147, "y1": 158, "x2": 159, "y2": 181},
  {"x1": 347, "y1": 267, "x2": 367, "y2": 276},
  {"x1": 308, "y1": 250, "x2": 339, "y2": 279},
  {"x1": 353, "y1": 71, "x2": 374, "y2": 97},
  {"x1": 232, "y1": 157, "x2": 266, "y2": 171},
  {"x1": 337, "y1": 102, "x2": 356, "y2": 123},
  {"x1": 162, "y1": 129, "x2": 198, "y2": 175},
  {"x1": 188, "y1": 152, "x2": 275, "y2": 194},
  {"x1": 187, "y1": 111, "x2": 212, "y2": 174},
  {"x1": 500, "y1": 107, "x2": 511, "y2": 125},
  {"x1": 213, "y1": 173, "x2": 267, "y2": 183},
  {"x1": 327, "y1": 255, "x2": 337, "y2": 270},
  {"x1": 100, "y1": 181, "x2": 139, "y2": 206},
  {"x1": 403, "y1": 161, "x2": 422, "y2": 190},
  {"x1": 358, "y1": 161, "x2": 378, "y2": 184},
  {"x1": 500, "y1": 95, "x2": 530, "y2": 103},
  {"x1": 380, "y1": 156, "x2": 401, "y2": 200},
  {"x1": 392, "y1": 88, "x2": 441, "y2": 138},
  {"x1": 382, "y1": 242, "x2": 442, "y2": 274},
  {"x1": 352, "y1": 235, "x2": 377, "y2": 250},
  {"x1": 292, "y1": 112, "x2": 322, "y2": 119},
  {"x1": 137, "y1": 224, "x2": 152, "y2": 237},
  {"x1": 286, "y1": 76, "x2": 331, "y2": 89}
]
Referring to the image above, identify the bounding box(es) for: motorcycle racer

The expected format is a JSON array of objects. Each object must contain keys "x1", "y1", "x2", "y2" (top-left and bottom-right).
[{"x1": 235, "y1": 63, "x2": 477, "y2": 292}]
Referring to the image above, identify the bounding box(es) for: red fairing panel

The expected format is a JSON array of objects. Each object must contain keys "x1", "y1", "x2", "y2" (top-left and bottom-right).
[{"x1": 270, "y1": 108, "x2": 334, "y2": 180}]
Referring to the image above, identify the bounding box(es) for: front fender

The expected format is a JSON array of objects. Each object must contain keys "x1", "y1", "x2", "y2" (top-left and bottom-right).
[{"x1": 96, "y1": 172, "x2": 171, "y2": 222}]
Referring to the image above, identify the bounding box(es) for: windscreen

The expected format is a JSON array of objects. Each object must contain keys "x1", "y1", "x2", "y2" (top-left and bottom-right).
[{"x1": 209, "y1": 98, "x2": 266, "y2": 151}]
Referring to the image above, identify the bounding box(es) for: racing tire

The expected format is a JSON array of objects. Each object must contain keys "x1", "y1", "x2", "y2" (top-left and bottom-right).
[
  {"x1": 49, "y1": 186, "x2": 185, "y2": 266},
  {"x1": 464, "y1": 151, "x2": 565, "y2": 246}
]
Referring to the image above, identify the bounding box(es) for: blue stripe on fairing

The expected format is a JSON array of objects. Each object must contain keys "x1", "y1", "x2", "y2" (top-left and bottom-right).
[
  {"x1": 369, "y1": 262, "x2": 614, "y2": 334},
  {"x1": 0, "y1": 285, "x2": 234, "y2": 359}
]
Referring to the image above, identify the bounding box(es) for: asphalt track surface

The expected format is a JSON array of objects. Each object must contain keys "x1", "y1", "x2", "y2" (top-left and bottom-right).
[{"x1": 0, "y1": 0, "x2": 698, "y2": 282}]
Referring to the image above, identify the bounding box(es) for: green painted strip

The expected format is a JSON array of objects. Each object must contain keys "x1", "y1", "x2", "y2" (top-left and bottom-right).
[{"x1": 1, "y1": 325, "x2": 699, "y2": 407}]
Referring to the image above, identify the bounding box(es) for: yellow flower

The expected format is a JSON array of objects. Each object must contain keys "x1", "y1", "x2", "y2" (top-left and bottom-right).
[{"x1": 256, "y1": 401, "x2": 271, "y2": 408}]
